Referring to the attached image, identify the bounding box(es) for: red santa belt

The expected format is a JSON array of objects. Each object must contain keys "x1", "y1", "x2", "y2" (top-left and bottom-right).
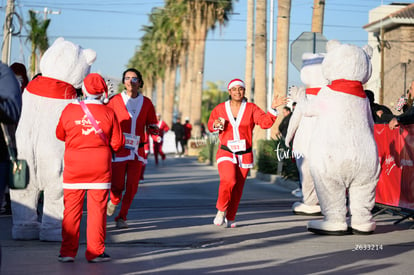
[
  {"x1": 220, "y1": 144, "x2": 252, "y2": 155},
  {"x1": 327, "y1": 79, "x2": 366, "y2": 98}
]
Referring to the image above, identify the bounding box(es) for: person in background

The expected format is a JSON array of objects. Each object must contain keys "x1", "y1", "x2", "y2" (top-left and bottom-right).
[
  {"x1": 152, "y1": 113, "x2": 169, "y2": 165},
  {"x1": 208, "y1": 78, "x2": 287, "y2": 228},
  {"x1": 106, "y1": 68, "x2": 158, "y2": 229},
  {"x1": 56, "y1": 73, "x2": 124, "y2": 263},
  {"x1": 200, "y1": 122, "x2": 207, "y2": 139},
  {"x1": 183, "y1": 117, "x2": 192, "y2": 155},
  {"x1": 364, "y1": 89, "x2": 393, "y2": 124},
  {"x1": 389, "y1": 80, "x2": 414, "y2": 129},
  {"x1": 278, "y1": 106, "x2": 292, "y2": 138},
  {"x1": 172, "y1": 117, "x2": 185, "y2": 157},
  {"x1": 0, "y1": 62, "x2": 21, "y2": 265},
  {"x1": 10, "y1": 63, "x2": 29, "y2": 93},
  {"x1": 140, "y1": 131, "x2": 150, "y2": 183},
  {"x1": 1, "y1": 63, "x2": 27, "y2": 215}
]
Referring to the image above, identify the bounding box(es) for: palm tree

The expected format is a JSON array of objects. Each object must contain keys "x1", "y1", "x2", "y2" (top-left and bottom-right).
[
  {"x1": 253, "y1": 0, "x2": 267, "y2": 144},
  {"x1": 129, "y1": 0, "x2": 233, "y2": 132},
  {"x1": 272, "y1": 0, "x2": 292, "y2": 137},
  {"x1": 27, "y1": 10, "x2": 50, "y2": 78},
  {"x1": 188, "y1": 0, "x2": 233, "y2": 138}
]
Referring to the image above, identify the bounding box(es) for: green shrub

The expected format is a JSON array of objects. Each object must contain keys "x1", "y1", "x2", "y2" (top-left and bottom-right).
[
  {"x1": 256, "y1": 137, "x2": 299, "y2": 181},
  {"x1": 197, "y1": 133, "x2": 219, "y2": 164}
]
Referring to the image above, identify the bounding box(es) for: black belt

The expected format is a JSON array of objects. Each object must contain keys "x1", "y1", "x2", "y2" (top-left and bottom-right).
[{"x1": 220, "y1": 145, "x2": 252, "y2": 155}]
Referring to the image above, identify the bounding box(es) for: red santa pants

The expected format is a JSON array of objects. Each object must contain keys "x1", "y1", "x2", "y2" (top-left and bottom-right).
[
  {"x1": 60, "y1": 189, "x2": 108, "y2": 261},
  {"x1": 216, "y1": 161, "x2": 250, "y2": 221},
  {"x1": 153, "y1": 142, "x2": 166, "y2": 164},
  {"x1": 110, "y1": 159, "x2": 142, "y2": 221}
]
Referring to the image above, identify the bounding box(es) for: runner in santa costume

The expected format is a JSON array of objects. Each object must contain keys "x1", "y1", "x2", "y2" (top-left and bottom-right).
[
  {"x1": 208, "y1": 78, "x2": 287, "y2": 228},
  {"x1": 140, "y1": 131, "x2": 150, "y2": 181},
  {"x1": 152, "y1": 113, "x2": 170, "y2": 165},
  {"x1": 106, "y1": 68, "x2": 158, "y2": 229},
  {"x1": 56, "y1": 73, "x2": 124, "y2": 263}
]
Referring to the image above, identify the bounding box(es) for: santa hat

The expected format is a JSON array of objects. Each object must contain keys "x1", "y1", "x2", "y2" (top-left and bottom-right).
[
  {"x1": 227, "y1": 78, "x2": 245, "y2": 90},
  {"x1": 82, "y1": 73, "x2": 109, "y2": 103}
]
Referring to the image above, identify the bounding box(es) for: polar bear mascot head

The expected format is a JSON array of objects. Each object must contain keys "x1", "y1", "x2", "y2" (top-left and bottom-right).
[{"x1": 40, "y1": 37, "x2": 96, "y2": 89}]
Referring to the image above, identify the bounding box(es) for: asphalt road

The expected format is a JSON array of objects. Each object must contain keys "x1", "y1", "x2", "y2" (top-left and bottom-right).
[{"x1": 1, "y1": 155, "x2": 413, "y2": 275}]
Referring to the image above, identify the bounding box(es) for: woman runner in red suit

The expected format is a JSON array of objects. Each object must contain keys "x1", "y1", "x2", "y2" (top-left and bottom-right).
[
  {"x1": 208, "y1": 78, "x2": 287, "y2": 228},
  {"x1": 56, "y1": 73, "x2": 124, "y2": 263}
]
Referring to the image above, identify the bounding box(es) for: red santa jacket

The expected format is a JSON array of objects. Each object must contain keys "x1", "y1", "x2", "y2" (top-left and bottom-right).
[
  {"x1": 107, "y1": 92, "x2": 158, "y2": 163},
  {"x1": 208, "y1": 100, "x2": 278, "y2": 168},
  {"x1": 56, "y1": 100, "x2": 124, "y2": 189}
]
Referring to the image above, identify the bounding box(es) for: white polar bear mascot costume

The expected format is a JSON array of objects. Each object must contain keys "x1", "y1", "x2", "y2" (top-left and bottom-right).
[
  {"x1": 285, "y1": 52, "x2": 328, "y2": 215},
  {"x1": 299, "y1": 40, "x2": 380, "y2": 235},
  {"x1": 10, "y1": 38, "x2": 96, "y2": 241}
]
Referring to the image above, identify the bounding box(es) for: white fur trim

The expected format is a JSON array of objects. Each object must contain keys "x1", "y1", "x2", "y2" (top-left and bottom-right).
[
  {"x1": 228, "y1": 80, "x2": 245, "y2": 90},
  {"x1": 63, "y1": 183, "x2": 111, "y2": 189},
  {"x1": 268, "y1": 108, "x2": 278, "y2": 116}
]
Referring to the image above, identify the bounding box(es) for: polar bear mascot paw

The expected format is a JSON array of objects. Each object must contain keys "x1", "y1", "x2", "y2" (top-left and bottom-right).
[
  {"x1": 287, "y1": 53, "x2": 328, "y2": 216},
  {"x1": 10, "y1": 37, "x2": 96, "y2": 241},
  {"x1": 305, "y1": 40, "x2": 380, "y2": 235}
]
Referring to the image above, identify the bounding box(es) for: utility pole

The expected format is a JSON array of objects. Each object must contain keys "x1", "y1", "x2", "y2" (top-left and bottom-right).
[
  {"x1": 311, "y1": 0, "x2": 325, "y2": 33},
  {"x1": 267, "y1": 0, "x2": 275, "y2": 140},
  {"x1": 2, "y1": 0, "x2": 15, "y2": 64}
]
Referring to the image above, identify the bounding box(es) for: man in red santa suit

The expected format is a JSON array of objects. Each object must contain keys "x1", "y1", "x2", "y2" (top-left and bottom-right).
[
  {"x1": 208, "y1": 78, "x2": 287, "y2": 228},
  {"x1": 56, "y1": 73, "x2": 124, "y2": 263},
  {"x1": 106, "y1": 68, "x2": 158, "y2": 229},
  {"x1": 152, "y1": 113, "x2": 170, "y2": 165}
]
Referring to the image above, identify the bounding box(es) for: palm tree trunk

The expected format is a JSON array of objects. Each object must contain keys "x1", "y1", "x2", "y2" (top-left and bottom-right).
[
  {"x1": 244, "y1": 0, "x2": 255, "y2": 102},
  {"x1": 178, "y1": 51, "x2": 191, "y2": 119},
  {"x1": 272, "y1": 0, "x2": 291, "y2": 138},
  {"x1": 189, "y1": 4, "x2": 208, "y2": 138},
  {"x1": 253, "y1": 0, "x2": 267, "y2": 145},
  {"x1": 164, "y1": 63, "x2": 176, "y2": 127},
  {"x1": 311, "y1": 0, "x2": 325, "y2": 33},
  {"x1": 156, "y1": 76, "x2": 164, "y2": 117}
]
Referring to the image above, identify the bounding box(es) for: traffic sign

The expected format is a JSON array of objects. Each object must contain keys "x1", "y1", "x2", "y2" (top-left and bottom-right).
[{"x1": 291, "y1": 32, "x2": 328, "y2": 71}]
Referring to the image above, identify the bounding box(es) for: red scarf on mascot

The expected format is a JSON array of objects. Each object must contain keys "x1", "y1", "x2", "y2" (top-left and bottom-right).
[{"x1": 327, "y1": 79, "x2": 366, "y2": 98}]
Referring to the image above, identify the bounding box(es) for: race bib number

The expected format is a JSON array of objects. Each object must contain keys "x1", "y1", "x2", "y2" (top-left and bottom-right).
[
  {"x1": 227, "y1": 139, "x2": 246, "y2": 153},
  {"x1": 124, "y1": 133, "x2": 140, "y2": 151}
]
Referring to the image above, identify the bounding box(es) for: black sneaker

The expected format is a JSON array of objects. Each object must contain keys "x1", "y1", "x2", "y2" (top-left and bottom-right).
[
  {"x1": 58, "y1": 255, "x2": 75, "y2": 263},
  {"x1": 88, "y1": 252, "x2": 111, "y2": 263}
]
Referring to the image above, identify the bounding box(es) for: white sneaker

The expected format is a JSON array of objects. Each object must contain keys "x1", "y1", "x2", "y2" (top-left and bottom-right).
[
  {"x1": 107, "y1": 200, "x2": 117, "y2": 216},
  {"x1": 58, "y1": 255, "x2": 75, "y2": 263},
  {"x1": 116, "y1": 218, "x2": 128, "y2": 229},
  {"x1": 225, "y1": 218, "x2": 237, "y2": 228},
  {"x1": 213, "y1": 210, "x2": 226, "y2": 226}
]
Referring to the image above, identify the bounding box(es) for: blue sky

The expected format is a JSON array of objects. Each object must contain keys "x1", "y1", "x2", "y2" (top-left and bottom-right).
[{"x1": 2, "y1": 0, "x2": 412, "y2": 89}]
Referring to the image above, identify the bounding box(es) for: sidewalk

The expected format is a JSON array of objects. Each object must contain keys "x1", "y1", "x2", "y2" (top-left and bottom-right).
[{"x1": 1, "y1": 155, "x2": 413, "y2": 275}]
